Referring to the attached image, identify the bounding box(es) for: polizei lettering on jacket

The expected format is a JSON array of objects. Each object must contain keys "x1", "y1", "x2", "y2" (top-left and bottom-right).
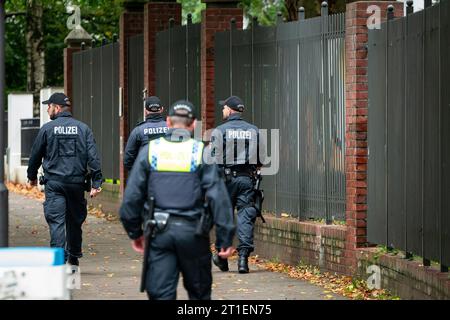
[
  {"x1": 54, "y1": 126, "x2": 78, "y2": 135},
  {"x1": 143, "y1": 127, "x2": 168, "y2": 135},
  {"x1": 227, "y1": 130, "x2": 252, "y2": 140}
]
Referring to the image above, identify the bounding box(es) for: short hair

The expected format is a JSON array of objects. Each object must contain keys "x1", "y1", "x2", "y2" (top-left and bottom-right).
[
  {"x1": 169, "y1": 115, "x2": 195, "y2": 127},
  {"x1": 228, "y1": 108, "x2": 242, "y2": 115},
  {"x1": 60, "y1": 105, "x2": 72, "y2": 113}
]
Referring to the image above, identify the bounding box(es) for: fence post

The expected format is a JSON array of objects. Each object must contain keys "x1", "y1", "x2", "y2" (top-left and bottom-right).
[
  {"x1": 406, "y1": 0, "x2": 414, "y2": 15},
  {"x1": 277, "y1": 11, "x2": 283, "y2": 25},
  {"x1": 298, "y1": 7, "x2": 305, "y2": 21},
  {"x1": 321, "y1": 1, "x2": 332, "y2": 225},
  {"x1": 421, "y1": 0, "x2": 432, "y2": 269},
  {"x1": 404, "y1": 0, "x2": 414, "y2": 261},
  {"x1": 275, "y1": 12, "x2": 283, "y2": 218},
  {"x1": 384, "y1": 5, "x2": 394, "y2": 253}
]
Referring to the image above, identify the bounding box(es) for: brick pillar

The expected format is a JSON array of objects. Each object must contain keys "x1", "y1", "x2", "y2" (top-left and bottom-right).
[
  {"x1": 64, "y1": 47, "x2": 79, "y2": 99},
  {"x1": 144, "y1": 2, "x2": 182, "y2": 95},
  {"x1": 201, "y1": 0, "x2": 243, "y2": 132},
  {"x1": 344, "y1": 1, "x2": 403, "y2": 270},
  {"x1": 64, "y1": 27, "x2": 92, "y2": 102},
  {"x1": 119, "y1": 3, "x2": 144, "y2": 196}
]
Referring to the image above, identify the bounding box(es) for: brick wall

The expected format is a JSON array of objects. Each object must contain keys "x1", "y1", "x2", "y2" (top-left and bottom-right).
[
  {"x1": 357, "y1": 249, "x2": 450, "y2": 299},
  {"x1": 253, "y1": 216, "x2": 450, "y2": 299},
  {"x1": 344, "y1": 1, "x2": 404, "y2": 272},
  {"x1": 201, "y1": 8, "x2": 243, "y2": 132},
  {"x1": 254, "y1": 217, "x2": 351, "y2": 275},
  {"x1": 143, "y1": 2, "x2": 182, "y2": 95},
  {"x1": 119, "y1": 11, "x2": 144, "y2": 195}
]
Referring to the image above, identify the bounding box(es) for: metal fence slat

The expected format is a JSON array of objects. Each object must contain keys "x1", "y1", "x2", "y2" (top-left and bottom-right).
[
  {"x1": 405, "y1": 10, "x2": 424, "y2": 256},
  {"x1": 423, "y1": 4, "x2": 441, "y2": 262},
  {"x1": 440, "y1": 0, "x2": 450, "y2": 267},
  {"x1": 387, "y1": 18, "x2": 406, "y2": 250},
  {"x1": 368, "y1": 27, "x2": 387, "y2": 246}
]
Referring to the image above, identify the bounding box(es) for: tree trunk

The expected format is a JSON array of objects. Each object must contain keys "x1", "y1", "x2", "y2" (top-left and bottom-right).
[
  {"x1": 26, "y1": 0, "x2": 45, "y2": 115},
  {"x1": 285, "y1": 0, "x2": 301, "y2": 21}
]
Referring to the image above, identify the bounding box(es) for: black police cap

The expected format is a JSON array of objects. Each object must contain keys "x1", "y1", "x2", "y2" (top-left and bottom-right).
[
  {"x1": 169, "y1": 100, "x2": 196, "y2": 119},
  {"x1": 42, "y1": 93, "x2": 71, "y2": 107},
  {"x1": 219, "y1": 96, "x2": 244, "y2": 112},
  {"x1": 145, "y1": 96, "x2": 162, "y2": 111}
]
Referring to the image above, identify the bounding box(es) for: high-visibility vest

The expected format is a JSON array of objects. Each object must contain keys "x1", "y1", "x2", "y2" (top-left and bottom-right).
[
  {"x1": 147, "y1": 137, "x2": 205, "y2": 211},
  {"x1": 149, "y1": 138, "x2": 204, "y2": 172}
]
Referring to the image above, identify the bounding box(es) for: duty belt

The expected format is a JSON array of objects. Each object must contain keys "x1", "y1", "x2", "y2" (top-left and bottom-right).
[{"x1": 223, "y1": 168, "x2": 254, "y2": 178}]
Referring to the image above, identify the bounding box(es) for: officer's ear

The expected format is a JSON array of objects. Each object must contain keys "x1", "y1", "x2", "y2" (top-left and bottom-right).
[
  {"x1": 166, "y1": 116, "x2": 172, "y2": 128},
  {"x1": 191, "y1": 119, "x2": 197, "y2": 131}
]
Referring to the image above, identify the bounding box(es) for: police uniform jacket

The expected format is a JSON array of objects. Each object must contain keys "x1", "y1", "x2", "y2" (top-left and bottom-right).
[
  {"x1": 27, "y1": 111, "x2": 103, "y2": 188},
  {"x1": 213, "y1": 113, "x2": 264, "y2": 172},
  {"x1": 120, "y1": 129, "x2": 235, "y2": 249},
  {"x1": 124, "y1": 114, "x2": 168, "y2": 171}
]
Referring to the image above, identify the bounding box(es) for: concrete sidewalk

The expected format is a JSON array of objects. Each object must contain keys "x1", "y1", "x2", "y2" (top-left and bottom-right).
[{"x1": 8, "y1": 192, "x2": 346, "y2": 300}]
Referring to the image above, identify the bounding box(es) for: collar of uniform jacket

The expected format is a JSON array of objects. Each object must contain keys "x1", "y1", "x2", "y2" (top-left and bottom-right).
[
  {"x1": 164, "y1": 128, "x2": 193, "y2": 142},
  {"x1": 227, "y1": 113, "x2": 243, "y2": 121},
  {"x1": 146, "y1": 114, "x2": 165, "y2": 122},
  {"x1": 55, "y1": 111, "x2": 73, "y2": 119}
]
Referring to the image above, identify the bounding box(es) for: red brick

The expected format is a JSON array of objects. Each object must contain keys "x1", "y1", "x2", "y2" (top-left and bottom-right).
[{"x1": 201, "y1": 8, "x2": 243, "y2": 132}]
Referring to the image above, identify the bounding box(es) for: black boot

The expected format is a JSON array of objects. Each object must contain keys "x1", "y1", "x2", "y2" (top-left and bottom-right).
[
  {"x1": 212, "y1": 254, "x2": 229, "y2": 272},
  {"x1": 238, "y1": 252, "x2": 249, "y2": 274}
]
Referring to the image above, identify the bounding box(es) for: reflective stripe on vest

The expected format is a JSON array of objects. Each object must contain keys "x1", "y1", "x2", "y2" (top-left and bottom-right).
[{"x1": 149, "y1": 138, "x2": 204, "y2": 172}]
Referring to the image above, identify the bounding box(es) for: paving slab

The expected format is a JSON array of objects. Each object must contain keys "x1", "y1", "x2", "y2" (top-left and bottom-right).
[{"x1": 8, "y1": 192, "x2": 346, "y2": 300}]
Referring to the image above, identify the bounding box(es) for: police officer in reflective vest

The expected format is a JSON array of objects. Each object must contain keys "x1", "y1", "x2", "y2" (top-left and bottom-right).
[
  {"x1": 120, "y1": 100, "x2": 235, "y2": 300},
  {"x1": 124, "y1": 96, "x2": 168, "y2": 171},
  {"x1": 27, "y1": 93, "x2": 103, "y2": 267},
  {"x1": 211, "y1": 96, "x2": 264, "y2": 274}
]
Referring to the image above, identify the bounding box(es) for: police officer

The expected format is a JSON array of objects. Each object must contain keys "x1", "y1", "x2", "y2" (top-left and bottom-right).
[
  {"x1": 124, "y1": 96, "x2": 168, "y2": 171},
  {"x1": 120, "y1": 100, "x2": 235, "y2": 300},
  {"x1": 27, "y1": 93, "x2": 103, "y2": 267},
  {"x1": 211, "y1": 96, "x2": 264, "y2": 274}
]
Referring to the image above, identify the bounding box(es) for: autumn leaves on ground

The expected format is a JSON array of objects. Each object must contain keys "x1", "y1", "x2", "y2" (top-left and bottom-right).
[{"x1": 6, "y1": 182, "x2": 398, "y2": 300}]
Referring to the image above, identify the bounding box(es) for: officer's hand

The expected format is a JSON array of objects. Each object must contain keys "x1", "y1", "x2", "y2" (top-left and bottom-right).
[
  {"x1": 90, "y1": 188, "x2": 102, "y2": 198},
  {"x1": 131, "y1": 236, "x2": 145, "y2": 254},
  {"x1": 28, "y1": 179, "x2": 38, "y2": 187},
  {"x1": 218, "y1": 247, "x2": 235, "y2": 259}
]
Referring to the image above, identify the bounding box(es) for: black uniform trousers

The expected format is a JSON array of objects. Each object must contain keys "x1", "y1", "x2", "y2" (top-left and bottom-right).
[
  {"x1": 146, "y1": 216, "x2": 212, "y2": 300},
  {"x1": 225, "y1": 175, "x2": 258, "y2": 255},
  {"x1": 43, "y1": 180, "x2": 87, "y2": 260}
]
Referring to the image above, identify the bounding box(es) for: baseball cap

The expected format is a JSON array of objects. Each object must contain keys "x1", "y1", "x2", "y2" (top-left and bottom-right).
[
  {"x1": 42, "y1": 93, "x2": 71, "y2": 107},
  {"x1": 219, "y1": 96, "x2": 245, "y2": 112},
  {"x1": 145, "y1": 96, "x2": 162, "y2": 111},
  {"x1": 169, "y1": 100, "x2": 196, "y2": 119}
]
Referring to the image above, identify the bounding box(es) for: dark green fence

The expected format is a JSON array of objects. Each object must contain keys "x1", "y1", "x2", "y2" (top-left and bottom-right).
[
  {"x1": 215, "y1": 4, "x2": 346, "y2": 222},
  {"x1": 72, "y1": 42, "x2": 120, "y2": 181},
  {"x1": 368, "y1": 0, "x2": 450, "y2": 271}
]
